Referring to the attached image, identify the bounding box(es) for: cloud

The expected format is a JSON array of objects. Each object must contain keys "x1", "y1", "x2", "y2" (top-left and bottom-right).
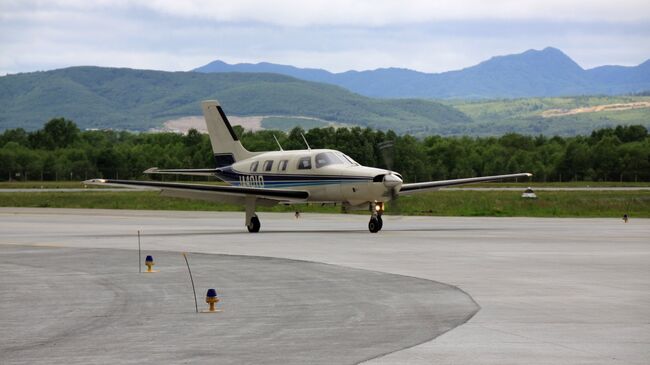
[
  {"x1": 74, "y1": 0, "x2": 650, "y2": 24},
  {"x1": 4, "y1": 1, "x2": 650, "y2": 25},
  {"x1": 0, "y1": 0, "x2": 649, "y2": 75}
]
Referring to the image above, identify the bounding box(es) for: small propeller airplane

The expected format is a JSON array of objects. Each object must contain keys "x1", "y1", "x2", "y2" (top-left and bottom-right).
[{"x1": 85, "y1": 100, "x2": 531, "y2": 233}]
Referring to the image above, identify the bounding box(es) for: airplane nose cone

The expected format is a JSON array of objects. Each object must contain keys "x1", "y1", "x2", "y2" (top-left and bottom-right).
[{"x1": 383, "y1": 173, "x2": 402, "y2": 188}]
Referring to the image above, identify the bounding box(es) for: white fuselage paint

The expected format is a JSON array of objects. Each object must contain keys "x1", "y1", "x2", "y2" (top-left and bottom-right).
[{"x1": 222, "y1": 149, "x2": 402, "y2": 206}]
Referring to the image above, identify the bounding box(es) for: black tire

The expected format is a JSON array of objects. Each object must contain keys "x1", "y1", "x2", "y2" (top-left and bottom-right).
[
  {"x1": 368, "y1": 217, "x2": 380, "y2": 233},
  {"x1": 247, "y1": 216, "x2": 261, "y2": 233},
  {"x1": 377, "y1": 215, "x2": 383, "y2": 231}
]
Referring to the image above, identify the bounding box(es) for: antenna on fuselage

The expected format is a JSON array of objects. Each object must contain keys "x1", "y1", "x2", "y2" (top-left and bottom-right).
[
  {"x1": 300, "y1": 133, "x2": 311, "y2": 150},
  {"x1": 273, "y1": 134, "x2": 284, "y2": 151}
]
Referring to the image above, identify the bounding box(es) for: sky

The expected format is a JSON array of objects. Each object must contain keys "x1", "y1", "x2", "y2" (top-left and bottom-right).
[{"x1": 1, "y1": 0, "x2": 649, "y2": 75}]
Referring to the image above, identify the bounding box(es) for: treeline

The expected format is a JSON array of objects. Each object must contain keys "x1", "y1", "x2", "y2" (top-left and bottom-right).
[{"x1": 0, "y1": 118, "x2": 649, "y2": 182}]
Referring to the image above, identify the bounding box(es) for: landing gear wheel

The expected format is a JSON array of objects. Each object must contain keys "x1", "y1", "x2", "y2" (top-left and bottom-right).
[
  {"x1": 377, "y1": 215, "x2": 383, "y2": 231},
  {"x1": 247, "y1": 216, "x2": 261, "y2": 233},
  {"x1": 368, "y1": 216, "x2": 380, "y2": 233}
]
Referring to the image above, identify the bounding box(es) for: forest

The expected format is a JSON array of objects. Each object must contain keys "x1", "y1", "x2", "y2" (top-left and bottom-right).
[{"x1": 0, "y1": 118, "x2": 648, "y2": 183}]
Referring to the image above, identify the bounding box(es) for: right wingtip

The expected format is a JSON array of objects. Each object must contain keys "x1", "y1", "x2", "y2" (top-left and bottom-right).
[{"x1": 83, "y1": 178, "x2": 107, "y2": 185}]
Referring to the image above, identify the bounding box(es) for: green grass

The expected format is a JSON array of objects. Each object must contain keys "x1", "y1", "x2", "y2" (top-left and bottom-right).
[
  {"x1": 0, "y1": 191, "x2": 340, "y2": 213},
  {"x1": 389, "y1": 191, "x2": 650, "y2": 217},
  {"x1": 462, "y1": 181, "x2": 650, "y2": 188},
  {"x1": 1, "y1": 190, "x2": 648, "y2": 218}
]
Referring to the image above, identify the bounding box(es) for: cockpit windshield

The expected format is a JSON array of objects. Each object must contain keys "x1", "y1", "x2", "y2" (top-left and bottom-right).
[
  {"x1": 315, "y1": 152, "x2": 344, "y2": 168},
  {"x1": 336, "y1": 152, "x2": 359, "y2": 166}
]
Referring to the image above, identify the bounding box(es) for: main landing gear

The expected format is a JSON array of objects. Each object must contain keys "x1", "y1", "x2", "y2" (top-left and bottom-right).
[
  {"x1": 246, "y1": 196, "x2": 261, "y2": 233},
  {"x1": 368, "y1": 202, "x2": 384, "y2": 233},
  {"x1": 247, "y1": 215, "x2": 261, "y2": 233}
]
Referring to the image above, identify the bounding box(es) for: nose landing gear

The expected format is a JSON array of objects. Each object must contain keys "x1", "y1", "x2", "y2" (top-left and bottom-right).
[
  {"x1": 369, "y1": 215, "x2": 383, "y2": 233},
  {"x1": 368, "y1": 202, "x2": 384, "y2": 233}
]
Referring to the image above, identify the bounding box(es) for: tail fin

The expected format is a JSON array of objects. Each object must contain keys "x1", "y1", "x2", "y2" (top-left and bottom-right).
[{"x1": 201, "y1": 100, "x2": 257, "y2": 167}]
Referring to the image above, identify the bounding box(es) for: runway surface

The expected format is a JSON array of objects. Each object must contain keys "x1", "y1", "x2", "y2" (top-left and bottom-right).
[{"x1": 1, "y1": 208, "x2": 649, "y2": 364}]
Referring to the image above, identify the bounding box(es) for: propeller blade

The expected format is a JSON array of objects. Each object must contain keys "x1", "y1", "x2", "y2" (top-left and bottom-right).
[{"x1": 377, "y1": 140, "x2": 395, "y2": 171}]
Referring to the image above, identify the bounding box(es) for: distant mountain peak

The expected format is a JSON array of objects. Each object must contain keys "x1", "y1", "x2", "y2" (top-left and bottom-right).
[
  {"x1": 478, "y1": 47, "x2": 581, "y2": 69},
  {"x1": 194, "y1": 48, "x2": 650, "y2": 99},
  {"x1": 530, "y1": 46, "x2": 573, "y2": 59},
  {"x1": 540, "y1": 46, "x2": 564, "y2": 54}
]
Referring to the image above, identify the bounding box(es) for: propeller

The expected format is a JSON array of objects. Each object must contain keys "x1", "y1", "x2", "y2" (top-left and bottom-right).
[{"x1": 377, "y1": 140, "x2": 403, "y2": 214}]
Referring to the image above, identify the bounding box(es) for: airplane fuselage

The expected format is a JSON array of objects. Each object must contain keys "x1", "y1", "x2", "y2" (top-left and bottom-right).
[{"x1": 215, "y1": 149, "x2": 403, "y2": 206}]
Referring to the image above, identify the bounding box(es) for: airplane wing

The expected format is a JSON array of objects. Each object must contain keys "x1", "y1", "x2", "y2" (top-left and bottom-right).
[
  {"x1": 83, "y1": 179, "x2": 309, "y2": 204},
  {"x1": 398, "y1": 173, "x2": 532, "y2": 195},
  {"x1": 144, "y1": 167, "x2": 219, "y2": 177}
]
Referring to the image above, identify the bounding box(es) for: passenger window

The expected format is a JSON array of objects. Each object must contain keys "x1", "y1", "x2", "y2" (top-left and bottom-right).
[
  {"x1": 250, "y1": 161, "x2": 259, "y2": 172},
  {"x1": 263, "y1": 160, "x2": 273, "y2": 172},
  {"x1": 297, "y1": 156, "x2": 312, "y2": 170},
  {"x1": 278, "y1": 160, "x2": 288, "y2": 171}
]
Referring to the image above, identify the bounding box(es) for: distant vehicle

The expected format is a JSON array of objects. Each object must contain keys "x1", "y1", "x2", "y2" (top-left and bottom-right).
[
  {"x1": 86, "y1": 100, "x2": 531, "y2": 233},
  {"x1": 522, "y1": 187, "x2": 537, "y2": 199}
]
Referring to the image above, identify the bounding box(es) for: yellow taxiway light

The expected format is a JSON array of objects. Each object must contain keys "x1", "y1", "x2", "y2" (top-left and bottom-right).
[
  {"x1": 144, "y1": 255, "x2": 157, "y2": 273},
  {"x1": 204, "y1": 288, "x2": 221, "y2": 313}
]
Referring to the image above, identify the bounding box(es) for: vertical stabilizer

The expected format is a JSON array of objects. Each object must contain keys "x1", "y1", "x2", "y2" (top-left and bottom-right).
[{"x1": 201, "y1": 100, "x2": 257, "y2": 167}]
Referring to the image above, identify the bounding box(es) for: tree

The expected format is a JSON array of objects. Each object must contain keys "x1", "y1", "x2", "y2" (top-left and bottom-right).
[
  {"x1": 29, "y1": 118, "x2": 80, "y2": 150},
  {"x1": 592, "y1": 135, "x2": 622, "y2": 181},
  {"x1": 0, "y1": 128, "x2": 29, "y2": 147},
  {"x1": 558, "y1": 139, "x2": 592, "y2": 181}
]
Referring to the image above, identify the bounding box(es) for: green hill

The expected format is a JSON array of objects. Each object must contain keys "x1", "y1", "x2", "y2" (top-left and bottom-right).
[
  {"x1": 0, "y1": 67, "x2": 471, "y2": 133},
  {"x1": 446, "y1": 96, "x2": 650, "y2": 136}
]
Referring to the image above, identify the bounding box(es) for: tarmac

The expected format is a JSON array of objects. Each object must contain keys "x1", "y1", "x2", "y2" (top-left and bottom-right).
[{"x1": 0, "y1": 207, "x2": 648, "y2": 364}]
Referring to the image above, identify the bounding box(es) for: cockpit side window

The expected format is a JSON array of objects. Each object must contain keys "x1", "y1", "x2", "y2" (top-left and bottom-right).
[
  {"x1": 297, "y1": 156, "x2": 312, "y2": 170},
  {"x1": 263, "y1": 160, "x2": 273, "y2": 172},
  {"x1": 250, "y1": 161, "x2": 259, "y2": 172},
  {"x1": 278, "y1": 160, "x2": 288, "y2": 171},
  {"x1": 315, "y1": 152, "x2": 343, "y2": 168}
]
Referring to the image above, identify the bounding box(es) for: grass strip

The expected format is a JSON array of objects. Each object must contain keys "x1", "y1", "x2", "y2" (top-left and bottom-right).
[{"x1": 1, "y1": 190, "x2": 648, "y2": 218}]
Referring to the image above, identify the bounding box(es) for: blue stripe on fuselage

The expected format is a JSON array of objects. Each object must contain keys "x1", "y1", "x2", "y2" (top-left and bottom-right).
[{"x1": 215, "y1": 166, "x2": 371, "y2": 188}]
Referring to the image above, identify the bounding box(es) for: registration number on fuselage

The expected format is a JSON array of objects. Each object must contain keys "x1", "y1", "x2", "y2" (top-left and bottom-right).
[{"x1": 239, "y1": 175, "x2": 265, "y2": 188}]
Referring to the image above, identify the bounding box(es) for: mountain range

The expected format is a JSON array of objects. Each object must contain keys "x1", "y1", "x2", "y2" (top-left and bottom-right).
[
  {"x1": 194, "y1": 47, "x2": 650, "y2": 99},
  {"x1": 1, "y1": 47, "x2": 649, "y2": 136},
  {"x1": 0, "y1": 67, "x2": 469, "y2": 132}
]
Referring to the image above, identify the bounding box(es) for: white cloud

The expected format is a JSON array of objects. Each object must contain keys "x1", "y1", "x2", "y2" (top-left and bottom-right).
[
  {"x1": 0, "y1": 0, "x2": 649, "y2": 75},
  {"x1": 82, "y1": 0, "x2": 650, "y2": 24},
  {"x1": 3, "y1": 0, "x2": 650, "y2": 25}
]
